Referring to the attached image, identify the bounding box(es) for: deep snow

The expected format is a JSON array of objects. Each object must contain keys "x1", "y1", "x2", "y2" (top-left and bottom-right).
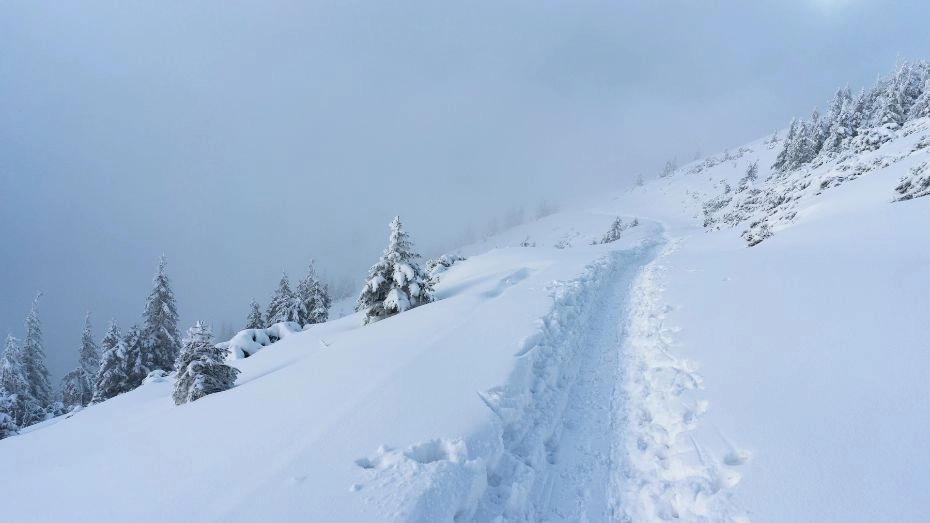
[{"x1": 2, "y1": 118, "x2": 929, "y2": 522}]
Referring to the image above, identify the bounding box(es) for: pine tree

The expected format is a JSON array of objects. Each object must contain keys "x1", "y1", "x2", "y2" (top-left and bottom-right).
[
  {"x1": 296, "y1": 261, "x2": 331, "y2": 326},
  {"x1": 93, "y1": 321, "x2": 130, "y2": 403},
  {"x1": 72, "y1": 312, "x2": 100, "y2": 406},
  {"x1": 79, "y1": 312, "x2": 100, "y2": 378},
  {"x1": 773, "y1": 119, "x2": 798, "y2": 170},
  {"x1": 0, "y1": 393, "x2": 18, "y2": 439},
  {"x1": 659, "y1": 158, "x2": 678, "y2": 178},
  {"x1": 909, "y1": 79, "x2": 930, "y2": 119},
  {"x1": 266, "y1": 273, "x2": 299, "y2": 325},
  {"x1": 173, "y1": 321, "x2": 239, "y2": 405},
  {"x1": 822, "y1": 88, "x2": 854, "y2": 155},
  {"x1": 737, "y1": 161, "x2": 759, "y2": 192},
  {"x1": 59, "y1": 369, "x2": 88, "y2": 410},
  {"x1": 123, "y1": 325, "x2": 148, "y2": 387},
  {"x1": 141, "y1": 256, "x2": 181, "y2": 373},
  {"x1": 599, "y1": 217, "x2": 626, "y2": 244},
  {"x1": 0, "y1": 335, "x2": 30, "y2": 427},
  {"x1": 245, "y1": 299, "x2": 264, "y2": 330},
  {"x1": 22, "y1": 293, "x2": 51, "y2": 407},
  {"x1": 356, "y1": 217, "x2": 434, "y2": 324}
]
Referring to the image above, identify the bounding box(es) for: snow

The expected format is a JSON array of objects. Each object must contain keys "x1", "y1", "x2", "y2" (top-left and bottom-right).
[{"x1": 2, "y1": 118, "x2": 930, "y2": 521}]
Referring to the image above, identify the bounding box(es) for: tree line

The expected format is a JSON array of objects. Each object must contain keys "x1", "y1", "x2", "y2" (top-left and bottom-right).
[{"x1": 0, "y1": 215, "x2": 437, "y2": 439}]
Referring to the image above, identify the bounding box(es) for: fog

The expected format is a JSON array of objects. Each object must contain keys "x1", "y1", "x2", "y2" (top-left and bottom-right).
[{"x1": 2, "y1": 0, "x2": 929, "y2": 380}]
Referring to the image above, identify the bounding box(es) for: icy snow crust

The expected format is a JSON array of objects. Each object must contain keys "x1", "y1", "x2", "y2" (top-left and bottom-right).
[{"x1": 2, "y1": 118, "x2": 930, "y2": 521}]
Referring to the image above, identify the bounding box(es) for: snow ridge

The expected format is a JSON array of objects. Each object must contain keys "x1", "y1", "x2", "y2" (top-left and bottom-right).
[{"x1": 610, "y1": 241, "x2": 747, "y2": 522}]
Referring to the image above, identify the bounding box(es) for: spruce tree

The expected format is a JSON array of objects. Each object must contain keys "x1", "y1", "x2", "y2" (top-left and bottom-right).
[
  {"x1": 245, "y1": 299, "x2": 264, "y2": 330},
  {"x1": 123, "y1": 325, "x2": 148, "y2": 388},
  {"x1": 79, "y1": 312, "x2": 100, "y2": 378},
  {"x1": 296, "y1": 261, "x2": 331, "y2": 326},
  {"x1": 909, "y1": 79, "x2": 930, "y2": 119},
  {"x1": 0, "y1": 335, "x2": 30, "y2": 427},
  {"x1": 773, "y1": 119, "x2": 798, "y2": 170},
  {"x1": 0, "y1": 394, "x2": 18, "y2": 439},
  {"x1": 737, "y1": 161, "x2": 759, "y2": 192},
  {"x1": 356, "y1": 216, "x2": 434, "y2": 324},
  {"x1": 141, "y1": 256, "x2": 181, "y2": 373},
  {"x1": 22, "y1": 293, "x2": 51, "y2": 407},
  {"x1": 173, "y1": 321, "x2": 239, "y2": 405},
  {"x1": 59, "y1": 369, "x2": 88, "y2": 410},
  {"x1": 93, "y1": 321, "x2": 130, "y2": 403},
  {"x1": 266, "y1": 273, "x2": 299, "y2": 325},
  {"x1": 599, "y1": 217, "x2": 626, "y2": 244}
]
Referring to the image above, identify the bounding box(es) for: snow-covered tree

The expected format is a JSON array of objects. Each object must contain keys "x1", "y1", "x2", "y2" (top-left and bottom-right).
[
  {"x1": 0, "y1": 335, "x2": 30, "y2": 427},
  {"x1": 0, "y1": 394, "x2": 18, "y2": 439},
  {"x1": 59, "y1": 369, "x2": 89, "y2": 410},
  {"x1": 296, "y1": 261, "x2": 331, "y2": 326},
  {"x1": 173, "y1": 321, "x2": 239, "y2": 405},
  {"x1": 821, "y1": 88, "x2": 855, "y2": 155},
  {"x1": 356, "y1": 216, "x2": 434, "y2": 324},
  {"x1": 141, "y1": 256, "x2": 181, "y2": 373},
  {"x1": 245, "y1": 299, "x2": 264, "y2": 330},
  {"x1": 93, "y1": 321, "x2": 130, "y2": 403},
  {"x1": 909, "y1": 79, "x2": 930, "y2": 119},
  {"x1": 599, "y1": 217, "x2": 627, "y2": 244},
  {"x1": 22, "y1": 293, "x2": 51, "y2": 407},
  {"x1": 79, "y1": 312, "x2": 100, "y2": 378},
  {"x1": 659, "y1": 158, "x2": 678, "y2": 178},
  {"x1": 266, "y1": 273, "x2": 300, "y2": 325},
  {"x1": 123, "y1": 325, "x2": 148, "y2": 388},
  {"x1": 773, "y1": 119, "x2": 798, "y2": 171},
  {"x1": 737, "y1": 161, "x2": 759, "y2": 192}
]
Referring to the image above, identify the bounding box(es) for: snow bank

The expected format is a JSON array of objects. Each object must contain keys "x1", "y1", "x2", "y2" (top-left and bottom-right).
[{"x1": 217, "y1": 322, "x2": 303, "y2": 359}]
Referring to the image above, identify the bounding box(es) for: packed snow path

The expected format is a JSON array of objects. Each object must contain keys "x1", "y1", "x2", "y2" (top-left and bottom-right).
[
  {"x1": 472, "y1": 242, "x2": 663, "y2": 521},
  {"x1": 465, "y1": 237, "x2": 743, "y2": 522}
]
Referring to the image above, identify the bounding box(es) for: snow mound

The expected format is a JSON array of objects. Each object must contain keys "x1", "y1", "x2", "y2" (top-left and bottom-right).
[{"x1": 217, "y1": 322, "x2": 303, "y2": 360}]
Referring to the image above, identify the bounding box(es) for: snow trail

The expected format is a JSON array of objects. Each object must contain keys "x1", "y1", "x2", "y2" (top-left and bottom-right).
[
  {"x1": 468, "y1": 234, "x2": 746, "y2": 522},
  {"x1": 468, "y1": 238, "x2": 667, "y2": 521},
  {"x1": 609, "y1": 241, "x2": 747, "y2": 522}
]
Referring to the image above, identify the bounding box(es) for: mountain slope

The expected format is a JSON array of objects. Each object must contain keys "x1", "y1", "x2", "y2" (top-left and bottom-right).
[{"x1": 2, "y1": 111, "x2": 929, "y2": 521}]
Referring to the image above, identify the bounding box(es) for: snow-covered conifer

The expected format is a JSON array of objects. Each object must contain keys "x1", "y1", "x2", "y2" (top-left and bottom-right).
[
  {"x1": 141, "y1": 256, "x2": 181, "y2": 373},
  {"x1": 737, "y1": 161, "x2": 759, "y2": 192},
  {"x1": 296, "y1": 261, "x2": 331, "y2": 326},
  {"x1": 773, "y1": 119, "x2": 798, "y2": 170},
  {"x1": 659, "y1": 158, "x2": 678, "y2": 178},
  {"x1": 0, "y1": 394, "x2": 18, "y2": 439},
  {"x1": 245, "y1": 299, "x2": 264, "y2": 330},
  {"x1": 123, "y1": 325, "x2": 148, "y2": 388},
  {"x1": 22, "y1": 293, "x2": 51, "y2": 406},
  {"x1": 79, "y1": 312, "x2": 100, "y2": 378},
  {"x1": 266, "y1": 273, "x2": 299, "y2": 325},
  {"x1": 93, "y1": 321, "x2": 130, "y2": 403},
  {"x1": 59, "y1": 369, "x2": 89, "y2": 410},
  {"x1": 599, "y1": 217, "x2": 626, "y2": 244},
  {"x1": 356, "y1": 216, "x2": 434, "y2": 324},
  {"x1": 909, "y1": 79, "x2": 930, "y2": 119},
  {"x1": 173, "y1": 321, "x2": 239, "y2": 405},
  {"x1": 0, "y1": 335, "x2": 30, "y2": 426}
]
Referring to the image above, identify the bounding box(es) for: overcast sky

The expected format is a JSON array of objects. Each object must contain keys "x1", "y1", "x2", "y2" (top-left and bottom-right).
[{"x1": 2, "y1": 0, "x2": 929, "y2": 381}]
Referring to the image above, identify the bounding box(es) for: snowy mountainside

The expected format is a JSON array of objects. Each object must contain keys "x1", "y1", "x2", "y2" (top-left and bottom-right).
[{"x1": 2, "y1": 82, "x2": 930, "y2": 521}]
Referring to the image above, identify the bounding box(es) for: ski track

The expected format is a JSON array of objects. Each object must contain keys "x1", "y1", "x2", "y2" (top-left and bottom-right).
[{"x1": 356, "y1": 231, "x2": 747, "y2": 522}]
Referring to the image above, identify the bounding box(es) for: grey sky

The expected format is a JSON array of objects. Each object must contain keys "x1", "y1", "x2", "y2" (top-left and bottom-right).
[{"x1": 2, "y1": 0, "x2": 929, "y2": 381}]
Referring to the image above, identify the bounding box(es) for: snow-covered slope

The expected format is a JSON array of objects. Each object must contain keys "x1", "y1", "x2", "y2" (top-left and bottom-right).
[{"x1": 2, "y1": 113, "x2": 929, "y2": 522}]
